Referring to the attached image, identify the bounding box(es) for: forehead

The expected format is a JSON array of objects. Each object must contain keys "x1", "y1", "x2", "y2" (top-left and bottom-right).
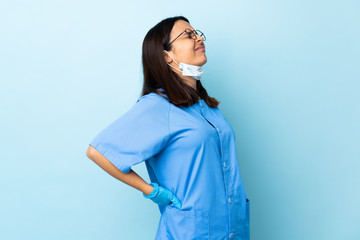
[{"x1": 171, "y1": 20, "x2": 194, "y2": 38}]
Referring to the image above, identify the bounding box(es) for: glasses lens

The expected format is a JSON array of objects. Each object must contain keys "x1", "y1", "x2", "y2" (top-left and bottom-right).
[
  {"x1": 185, "y1": 29, "x2": 196, "y2": 39},
  {"x1": 184, "y1": 29, "x2": 206, "y2": 41},
  {"x1": 195, "y1": 30, "x2": 206, "y2": 41}
]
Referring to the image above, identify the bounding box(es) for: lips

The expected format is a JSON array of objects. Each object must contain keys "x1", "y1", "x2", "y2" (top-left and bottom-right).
[{"x1": 195, "y1": 45, "x2": 205, "y2": 51}]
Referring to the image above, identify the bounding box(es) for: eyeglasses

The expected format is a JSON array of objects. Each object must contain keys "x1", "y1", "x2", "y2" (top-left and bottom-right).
[{"x1": 168, "y1": 28, "x2": 206, "y2": 46}]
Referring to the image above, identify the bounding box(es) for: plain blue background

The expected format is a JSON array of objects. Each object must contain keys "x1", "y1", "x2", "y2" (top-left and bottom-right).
[{"x1": 1, "y1": 0, "x2": 359, "y2": 239}]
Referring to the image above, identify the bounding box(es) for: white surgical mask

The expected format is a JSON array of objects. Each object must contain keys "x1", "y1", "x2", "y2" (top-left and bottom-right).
[{"x1": 164, "y1": 50, "x2": 204, "y2": 80}]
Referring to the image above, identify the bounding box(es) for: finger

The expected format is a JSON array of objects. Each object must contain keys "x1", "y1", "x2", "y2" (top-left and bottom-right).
[{"x1": 170, "y1": 195, "x2": 182, "y2": 209}]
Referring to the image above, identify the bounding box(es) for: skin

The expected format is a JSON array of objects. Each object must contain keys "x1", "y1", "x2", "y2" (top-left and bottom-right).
[
  {"x1": 86, "y1": 20, "x2": 207, "y2": 197},
  {"x1": 164, "y1": 20, "x2": 207, "y2": 92},
  {"x1": 86, "y1": 148, "x2": 154, "y2": 195}
]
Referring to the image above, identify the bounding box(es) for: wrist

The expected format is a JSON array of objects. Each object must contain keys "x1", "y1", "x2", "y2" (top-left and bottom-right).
[
  {"x1": 143, "y1": 183, "x2": 155, "y2": 196},
  {"x1": 143, "y1": 183, "x2": 159, "y2": 199}
]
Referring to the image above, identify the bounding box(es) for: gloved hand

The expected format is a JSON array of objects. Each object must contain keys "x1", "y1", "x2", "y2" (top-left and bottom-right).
[{"x1": 143, "y1": 182, "x2": 182, "y2": 210}]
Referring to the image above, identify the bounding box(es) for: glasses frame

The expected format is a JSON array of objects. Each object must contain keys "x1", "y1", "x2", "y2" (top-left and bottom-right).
[{"x1": 168, "y1": 28, "x2": 206, "y2": 46}]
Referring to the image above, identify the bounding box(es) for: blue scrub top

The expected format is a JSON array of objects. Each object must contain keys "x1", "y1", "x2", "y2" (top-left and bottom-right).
[{"x1": 89, "y1": 88, "x2": 250, "y2": 240}]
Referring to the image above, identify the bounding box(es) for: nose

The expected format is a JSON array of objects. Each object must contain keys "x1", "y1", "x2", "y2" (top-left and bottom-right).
[{"x1": 196, "y1": 35, "x2": 204, "y2": 43}]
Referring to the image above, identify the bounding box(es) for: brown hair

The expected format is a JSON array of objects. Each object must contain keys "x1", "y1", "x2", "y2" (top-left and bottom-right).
[{"x1": 140, "y1": 15, "x2": 220, "y2": 108}]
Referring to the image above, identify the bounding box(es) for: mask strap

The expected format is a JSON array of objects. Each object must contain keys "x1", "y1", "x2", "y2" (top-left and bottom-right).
[
  {"x1": 167, "y1": 63, "x2": 183, "y2": 72},
  {"x1": 164, "y1": 50, "x2": 183, "y2": 72}
]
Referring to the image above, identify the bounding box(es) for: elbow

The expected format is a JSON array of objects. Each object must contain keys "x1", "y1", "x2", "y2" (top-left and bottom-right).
[{"x1": 86, "y1": 145, "x2": 94, "y2": 159}]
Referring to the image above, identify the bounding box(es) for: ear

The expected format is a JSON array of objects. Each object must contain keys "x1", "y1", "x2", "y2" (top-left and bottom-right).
[{"x1": 163, "y1": 50, "x2": 172, "y2": 64}]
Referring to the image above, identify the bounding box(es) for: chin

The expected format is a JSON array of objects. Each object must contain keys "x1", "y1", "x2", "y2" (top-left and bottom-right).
[
  {"x1": 195, "y1": 56, "x2": 207, "y2": 66},
  {"x1": 200, "y1": 58, "x2": 207, "y2": 66}
]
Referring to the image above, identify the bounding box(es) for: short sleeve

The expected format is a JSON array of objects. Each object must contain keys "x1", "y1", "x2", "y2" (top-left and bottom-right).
[{"x1": 89, "y1": 94, "x2": 170, "y2": 173}]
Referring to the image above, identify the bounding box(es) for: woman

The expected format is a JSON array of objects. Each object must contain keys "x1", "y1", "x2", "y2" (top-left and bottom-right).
[{"x1": 86, "y1": 16, "x2": 250, "y2": 240}]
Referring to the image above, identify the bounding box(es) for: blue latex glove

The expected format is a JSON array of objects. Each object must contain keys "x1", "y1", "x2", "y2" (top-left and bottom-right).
[{"x1": 143, "y1": 183, "x2": 182, "y2": 210}]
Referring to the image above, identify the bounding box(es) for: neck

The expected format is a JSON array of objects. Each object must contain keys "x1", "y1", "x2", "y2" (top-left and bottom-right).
[
  {"x1": 182, "y1": 76, "x2": 197, "y2": 91},
  {"x1": 168, "y1": 62, "x2": 198, "y2": 91}
]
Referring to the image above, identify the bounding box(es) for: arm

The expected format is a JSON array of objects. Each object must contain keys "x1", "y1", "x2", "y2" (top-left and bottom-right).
[{"x1": 86, "y1": 145, "x2": 154, "y2": 196}]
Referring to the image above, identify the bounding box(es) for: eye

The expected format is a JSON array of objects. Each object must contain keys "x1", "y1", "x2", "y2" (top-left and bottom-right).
[
  {"x1": 185, "y1": 31, "x2": 195, "y2": 39},
  {"x1": 184, "y1": 31, "x2": 191, "y2": 37}
]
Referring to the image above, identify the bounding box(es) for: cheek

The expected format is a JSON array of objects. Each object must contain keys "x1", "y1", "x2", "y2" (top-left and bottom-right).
[
  {"x1": 178, "y1": 43, "x2": 196, "y2": 58},
  {"x1": 174, "y1": 43, "x2": 203, "y2": 64},
  {"x1": 187, "y1": 48, "x2": 199, "y2": 62}
]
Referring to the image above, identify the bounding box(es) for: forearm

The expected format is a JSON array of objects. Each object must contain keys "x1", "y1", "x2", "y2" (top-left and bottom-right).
[{"x1": 86, "y1": 146, "x2": 154, "y2": 195}]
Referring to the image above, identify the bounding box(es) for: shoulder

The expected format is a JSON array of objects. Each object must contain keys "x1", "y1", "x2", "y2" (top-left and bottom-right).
[
  {"x1": 103, "y1": 92, "x2": 170, "y2": 131},
  {"x1": 136, "y1": 92, "x2": 169, "y2": 107},
  {"x1": 137, "y1": 92, "x2": 169, "y2": 102},
  {"x1": 132, "y1": 92, "x2": 170, "y2": 117}
]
